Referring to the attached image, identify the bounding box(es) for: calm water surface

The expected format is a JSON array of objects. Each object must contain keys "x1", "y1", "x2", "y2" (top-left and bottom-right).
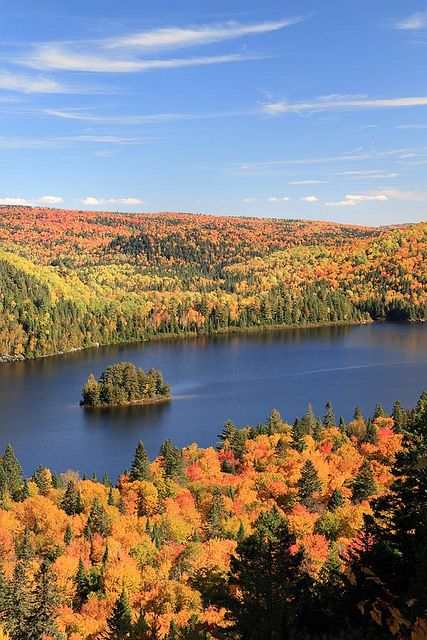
[{"x1": 0, "y1": 323, "x2": 426, "y2": 478}]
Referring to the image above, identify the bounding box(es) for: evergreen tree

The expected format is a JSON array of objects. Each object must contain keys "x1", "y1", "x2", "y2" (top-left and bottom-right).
[
  {"x1": 129, "y1": 442, "x2": 152, "y2": 482},
  {"x1": 266, "y1": 409, "x2": 283, "y2": 434},
  {"x1": 373, "y1": 403, "x2": 386, "y2": 419},
  {"x1": 323, "y1": 401, "x2": 336, "y2": 427},
  {"x1": 106, "y1": 584, "x2": 132, "y2": 640},
  {"x1": 15, "y1": 526, "x2": 34, "y2": 562},
  {"x1": 74, "y1": 558, "x2": 89, "y2": 610},
  {"x1": 291, "y1": 418, "x2": 307, "y2": 452},
  {"x1": 297, "y1": 460, "x2": 322, "y2": 507},
  {"x1": 103, "y1": 471, "x2": 112, "y2": 487},
  {"x1": 327, "y1": 488, "x2": 344, "y2": 511},
  {"x1": 365, "y1": 418, "x2": 379, "y2": 445},
  {"x1": 302, "y1": 403, "x2": 316, "y2": 435},
  {"x1": 60, "y1": 481, "x2": 84, "y2": 516},
  {"x1": 1, "y1": 444, "x2": 24, "y2": 500},
  {"x1": 84, "y1": 498, "x2": 112, "y2": 538},
  {"x1": 392, "y1": 399, "x2": 406, "y2": 433},
  {"x1": 108, "y1": 486, "x2": 115, "y2": 506},
  {"x1": 312, "y1": 418, "x2": 324, "y2": 441},
  {"x1": 64, "y1": 523, "x2": 73, "y2": 546},
  {"x1": 351, "y1": 460, "x2": 377, "y2": 503},
  {"x1": 82, "y1": 373, "x2": 100, "y2": 406},
  {"x1": 118, "y1": 496, "x2": 126, "y2": 515},
  {"x1": 228, "y1": 507, "x2": 304, "y2": 640},
  {"x1": 206, "y1": 487, "x2": 224, "y2": 538},
  {"x1": 131, "y1": 609, "x2": 149, "y2": 639},
  {"x1": 338, "y1": 416, "x2": 347, "y2": 434},
  {"x1": 159, "y1": 439, "x2": 186, "y2": 482},
  {"x1": 26, "y1": 559, "x2": 60, "y2": 640},
  {"x1": 4, "y1": 561, "x2": 31, "y2": 640},
  {"x1": 353, "y1": 406, "x2": 363, "y2": 421}
]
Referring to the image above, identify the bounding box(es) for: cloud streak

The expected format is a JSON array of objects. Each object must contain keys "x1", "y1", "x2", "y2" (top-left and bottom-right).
[
  {"x1": 81, "y1": 197, "x2": 144, "y2": 206},
  {"x1": 393, "y1": 11, "x2": 427, "y2": 30},
  {"x1": 262, "y1": 94, "x2": 427, "y2": 116}
]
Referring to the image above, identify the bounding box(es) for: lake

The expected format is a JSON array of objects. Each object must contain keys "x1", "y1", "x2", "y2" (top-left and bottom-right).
[{"x1": 0, "y1": 322, "x2": 426, "y2": 479}]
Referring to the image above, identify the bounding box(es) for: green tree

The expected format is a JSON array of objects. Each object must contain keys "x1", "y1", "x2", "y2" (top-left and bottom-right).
[
  {"x1": 74, "y1": 558, "x2": 89, "y2": 610},
  {"x1": 64, "y1": 523, "x2": 73, "y2": 546},
  {"x1": 327, "y1": 488, "x2": 344, "y2": 511},
  {"x1": 323, "y1": 401, "x2": 336, "y2": 427},
  {"x1": 82, "y1": 373, "x2": 100, "y2": 406},
  {"x1": 291, "y1": 418, "x2": 307, "y2": 453},
  {"x1": 32, "y1": 465, "x2": 51, "y2": 496},
  {"x1": 351, "y1": 460, "x2": 377, "y2": 503},
  {"x1": 129, "y1": 442, "x2": 152, "y2": 482},
  {"x1": 84, "y1": 497, "x2": 112, "y2": 538},
  {"x1": 206, "y1": 487, "x2": 225, "y2": 538},
  {"x1": 26, "y1": 559, "x2": 60, "y2": 640},
  {"x1": 4, "y1": 561, "x2": 31, "y2": 640},
  {"x1": 1, "y1": 444, "x2": 24, "y2": 500},
  {"x1": 15, "y1": 526, "x2": 34, "y2": 562},
  {"x1": 297, "y1": 460, "x2": 322, "y2": 508},
  {"x1": 60, "y1": 481, "x2": 84, "y2": 516},
  {"x1": 266, "y1": 409, "x2": 283, "y2": 434},
  {"x1": 106, "y1": 584, "x2": 132, "y2": 640},
  {"x1": 159, "y1": 439, "x2": 186, "y2": 482},
  {"x1": 228, "y1": 507, "x2": 304, "y2": 640},
  {"x1": 392, "y1": 399, "x2": 406, "y2": 433}
]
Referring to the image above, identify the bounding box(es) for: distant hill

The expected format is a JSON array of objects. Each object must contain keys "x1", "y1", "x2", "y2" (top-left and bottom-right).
[{"x1": 0, "y1": 206, "x2": 425, "y2": 359}]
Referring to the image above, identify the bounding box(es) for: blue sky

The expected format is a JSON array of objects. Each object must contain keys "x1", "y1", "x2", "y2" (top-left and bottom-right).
[{"x1": 0, "y1": 0, "x2": 426, "y2": 224}]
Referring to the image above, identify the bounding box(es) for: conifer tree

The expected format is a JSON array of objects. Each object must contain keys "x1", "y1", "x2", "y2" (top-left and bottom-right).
[
  {"x1": 106, "y1": 584, "x2": 132, "y2": 640},
  {"x1": 206, "y1": 487, "x2": 225, "y2": 538},
  {"x1": 84, "y1": 498, "x2": 112, "y2": 538},
  {"x1": 351, "y1": 460, "x2": 377, "y2": 503},
  {"x1": 108, "y1": 486, "x2": 115, "y2": 506},
  {"x1": 266, "y1": 409, "x2": 283, "y2": 434},
  {"x1": 82, "y1": 373, "x2": 100, "y2": 406},
  {"x1": 327, "y1": 488, "x2": 344, "y2": 511},
  {"x1": 64, "y1": 523, "x2": 72, "y2": 546},
  {"x1": 118, "y1": 496, "x2": 126, "y2": 515},
  {"x1": 217, "y1": 419, "x2": 236, "y2": 448},
  {"x1": 353, "y1": 406, "x2": 363, "y2": 421},
  {"x1": 323, "y1": 401, "x2": 336, "y2": 427},
  {"x1": 15, "y1": 526, "x2": 34, "y2": 562},
  {"x1": 373, "y1": 403, "x2": 386, "y2": 419},
  {"x1": 365, "y1": 418, "x2": 379, "y2": 445},
  {"x1": 291, "y1": 418, "x2": 307, "y2": 452},
  {"x1": 297, "y1": 460, "x2": 322, "y2": 507},
  {"x1": 132, "y1": 609, "x2": 149, "y2": 639},
  {"x1": 159, "y1": 439, "x2": 186, "y2": 482},
  {"x1": 103, "y1": 471, "x2": 112, "y2": 487},
  {"x1": 32, "y1": 465, "x2": 51, "y2": 496},
  {"x1": 1, "y1": 444, "x2": 24, "y2": 500},
  {"x1": 338, "y1": 416, "x2": 347, "y2": 434},
  {"x1": 61, "y1": 481, "x2": 84, "y2": 516},
  {"x1": 4, "y1": 561, "x2": 31, "y2": 640},
  {"x1": 313, "y1": 418, "x2": 324, "y2": 441},
  {"x1": 129, "y1": 442, "x2": 152, "y2": 482},
  {"x1": 26, "y1": 559, "x2": 60, "y2": 640},
  {"x1": 392, "y1": 399, "x2": 406, "y2": 433},
  {"x1": 302, "y1": 403, "x2": 316, "y2": 435},
  {"x1": 74, "y1": 558, "x2": 89, "y2": 610}
]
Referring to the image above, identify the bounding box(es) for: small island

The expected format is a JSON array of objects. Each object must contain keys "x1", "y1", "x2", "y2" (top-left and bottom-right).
[{"x1": 81, "y1": 361, "x2": 171, "y2": 408}]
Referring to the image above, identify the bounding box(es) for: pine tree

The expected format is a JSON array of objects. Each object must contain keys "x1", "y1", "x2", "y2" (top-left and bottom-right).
[
  {"x1": 302, "y1": 403, "x2": 316, "y2": 435},
  {"x1": 131, "y1": 609, "x2": 149, "y2": 639},
  {"x1": 392, "y1": 399, "x2": 406, "y2": 433},
  {"x1": 291, "y1": 418, "x2": 307, "y2": 452},
  {"x1": 1, "y1": 444, "x2": 24, "y2": 500},
  {"x1": 217, "y1": 419, "x2": 237, "y2": 448},
  {"x1": 353, "y1": 406, "x2": 363, "y2": 421},
  {"x1": 266, "y1": 409, "x2": 283, "y2": 434},
  {"x1": 351, "y1": 460, "x2": 377, "y2": 503},
  {"x1": 108, "y1": 486, "x2": 115, "y2": 506},
  {"x1": 129, "y1": 442, "x2": 152, "y2": 482},
  {"x1": 323, "y1": 401, "x2": 336, "y2": 427},
  {"x1": 312, "y1": 418, "x2": 324, "y2": 441},
  {"x1": 365, "y1": 418, "x2": 379, "y2": 445},
  {"x1": 103, "y1": 471, "x2": 112, "y2": 487},
  {"x1": 106, "y1": 584, "x2": 132, "y2": 640},
  {"x1": 15, "y1": 526, "x2": 34, "y2": 562},
  {"x1": 82, "y1": 373, "x2": 100, "y2": 406},
  {"x1": 297, "y1": 460, "x2": 322, "y2": 507},
  {"x1": 26, "y1": 559, "x2": 60, "y2": 640},
  {"x1": 206, "y1": 487, "x2": 224, "y2": 538},
  {"x1": 4, "y1": 561, "x2": 31, "y2": 640},
  {"x1": 338, "y1": 416, "x2": 347, "y2": 434},
  {"x1": 74, "y1": 558, "x2": 89, "y2": 610},
  {"x1": 84, "y1": 498, "x2": 112, "y2": 538},
  {"x1": 118, "y1": 496, "x2": 126, "y2": 515},
  {"x1": 61, "y1": 481, "x2": 84, "y2": 515},
  {"x1": 327, "y1": 488, "x2": 344, "y2": 511},
  {"x1": 373, "y1": 403, "x2": 386, "y2": 419},
  {"x1": 159, "y1": 439, "x2": 186, "y2": 482},
  {"x1": 64, "y1": 523, "x2": 73, "y2": 545},
  {"x1": 228, "y1": 507, "x2": 304, "y2": 640}
]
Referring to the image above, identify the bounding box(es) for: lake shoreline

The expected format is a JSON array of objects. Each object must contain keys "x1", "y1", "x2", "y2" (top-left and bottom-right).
[
  {"x1": 0, "y1": 317, "x2": 379, "y2": 364},
  {"x1": 80, "y1": 395, "x2": 171, "y2": 410}
]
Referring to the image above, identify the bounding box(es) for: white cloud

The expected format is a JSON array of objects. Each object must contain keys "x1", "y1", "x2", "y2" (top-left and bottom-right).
[
  {"x1": 288, "y1": 179, "x2": 326, "y2": 184},
  {"x1": 107, "y1": 18, "x2": 303, "y2": 50},
  {"x1": 0, "y1": 197, "x2": 31, "y2": 205},
  {"x1": 22, "y1": 46, "x2": 263, "y2": 73},
  {"x1": 326, "y1": 189, "x2": 427, "y2": 207},
  {"x1": 282, "y1": 196, "x2": 290, "y2": 201},
  {"x1": 335, "y1": 170, "x2": 398, "y2": 179},
  {"x1": 39, "y1": 195, "x2": 63, "y2": 204},
  {"x1": 242, "y1": 197, "x2": 256, "y2": 203},
  {"x1": 326, "y1": 200, "x2": 358, "y2": 207},
  {"x1": 397, "y1": 124, "x2": 427, "y2": 129},
  {"x1": 0, "y1": 71, "x2": 70, "y2": 94},
  {"x1": 81, "y1": 197, "x2": 144, "y2": 206},
  {"x1": 267, "y1": 196, "x2": 279, "y2": 202},
  {"x1": 394, "y1": 11, "x2": 427, "y2": 30},
  {"x1": 262, "y1": 94, "x2": 427, "y2": 116},
  {"x1": 345, "y1": 194, "x2": 388, "y2": 202},
  {"x1": 300, "y1": 195, "x2": 318, "y2": 202},
  {"x1": 0, "y1": 134, "x2": 147, "y2": 150}
]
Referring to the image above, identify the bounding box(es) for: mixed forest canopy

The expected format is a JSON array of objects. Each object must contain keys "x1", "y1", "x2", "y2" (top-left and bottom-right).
[
  {"x1": 0, "y1": 205, "x2": 426, "y2": 360},
  {"x1": 81, "y1": 362, "x2": 170, "y2": 407},
  {"x1": 0, "y1": 393, "x2": 425, "y2": 639}
]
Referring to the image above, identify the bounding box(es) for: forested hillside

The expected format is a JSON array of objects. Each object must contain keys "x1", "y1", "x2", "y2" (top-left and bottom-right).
[
  {"x1": 0, "y1": 206, "x2": 426, "y2": 360},
  {"x1": 0, "y1": 395, "x2": 425, "y2": 639}
]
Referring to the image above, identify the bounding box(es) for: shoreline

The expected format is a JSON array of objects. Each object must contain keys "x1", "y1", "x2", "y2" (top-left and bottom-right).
[
  {"x1": 80, "y1": 395, "x2": 171, "y2": 410},
  {"x1": 1, "y1": 317, "x2": 424, "y2": 364}
]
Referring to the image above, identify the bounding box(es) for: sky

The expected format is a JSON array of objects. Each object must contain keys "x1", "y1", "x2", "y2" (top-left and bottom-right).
[{"x1": 0, "y1": 0, "x2": 426, "y2": 225}]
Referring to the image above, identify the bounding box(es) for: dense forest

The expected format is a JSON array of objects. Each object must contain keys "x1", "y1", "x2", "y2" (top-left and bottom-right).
[
  {"x1": 0, "y1": 205, "x2": 426, "y2": 360},
  {"x1": 0, "y1": 394, "x2": 425, "y2": 639},
  {"x1": 81, "y1": 362, "x2": 170, "y2": 407}
]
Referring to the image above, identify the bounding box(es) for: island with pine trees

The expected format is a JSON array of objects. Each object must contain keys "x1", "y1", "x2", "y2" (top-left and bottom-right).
[{"x1": 81, "y1": 362, "x2": 171, "y2": 408}]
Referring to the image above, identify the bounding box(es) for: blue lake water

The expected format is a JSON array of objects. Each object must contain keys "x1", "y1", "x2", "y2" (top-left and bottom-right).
[{"x1": 0, "y1": 322, "x2": 426, "y2": 479}]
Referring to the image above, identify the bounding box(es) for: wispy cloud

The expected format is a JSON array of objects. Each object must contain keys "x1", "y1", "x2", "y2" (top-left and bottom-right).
[
  {"x1": 81, "y1": 196, "x2": 144, "y2": 206},
  {"x1": 0, "y1": 134, "x2": 150, "y2": 149},
  {"x1": 326, "y1": 189, "x2": 427, "y2": 207},
  {"x1": 397, "y1": 123, "x2": 427, "y2": 129},
  {"x1": 393, "y1": 11, "x2": 427, "y2": 30},
  {"x1": 334, "y1": 170, "x2": 398, "y2": 179},
  {"x1": 262, "y1": 94, "x2": 427, "y2": 116},
  {"x1": 22, "y1": 46, "x2": 262, "y2": 73},
  {"x1": 39, "y1": 195, "x2": 63, "y2": 204},
  {"x1": 0, "y1": 71, "x2": 71, "y2": 94},
  {"x1": 300, "y1": 195, "x2": 318, "y2": 202},
  {"x1": 0, "y1": 195, "x2": 63, "y2": 205},
  {"x1": 106, "y1": 18, "x2": 303, "y2": 50},
  {"x1": 288, "y1": 179, "x2": 325, "y2": 184}
]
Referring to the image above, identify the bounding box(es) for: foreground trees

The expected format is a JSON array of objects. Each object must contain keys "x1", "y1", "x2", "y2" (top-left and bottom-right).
[{"x1": 0, "y1": 394, "x2": 424, "y2": 638}]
